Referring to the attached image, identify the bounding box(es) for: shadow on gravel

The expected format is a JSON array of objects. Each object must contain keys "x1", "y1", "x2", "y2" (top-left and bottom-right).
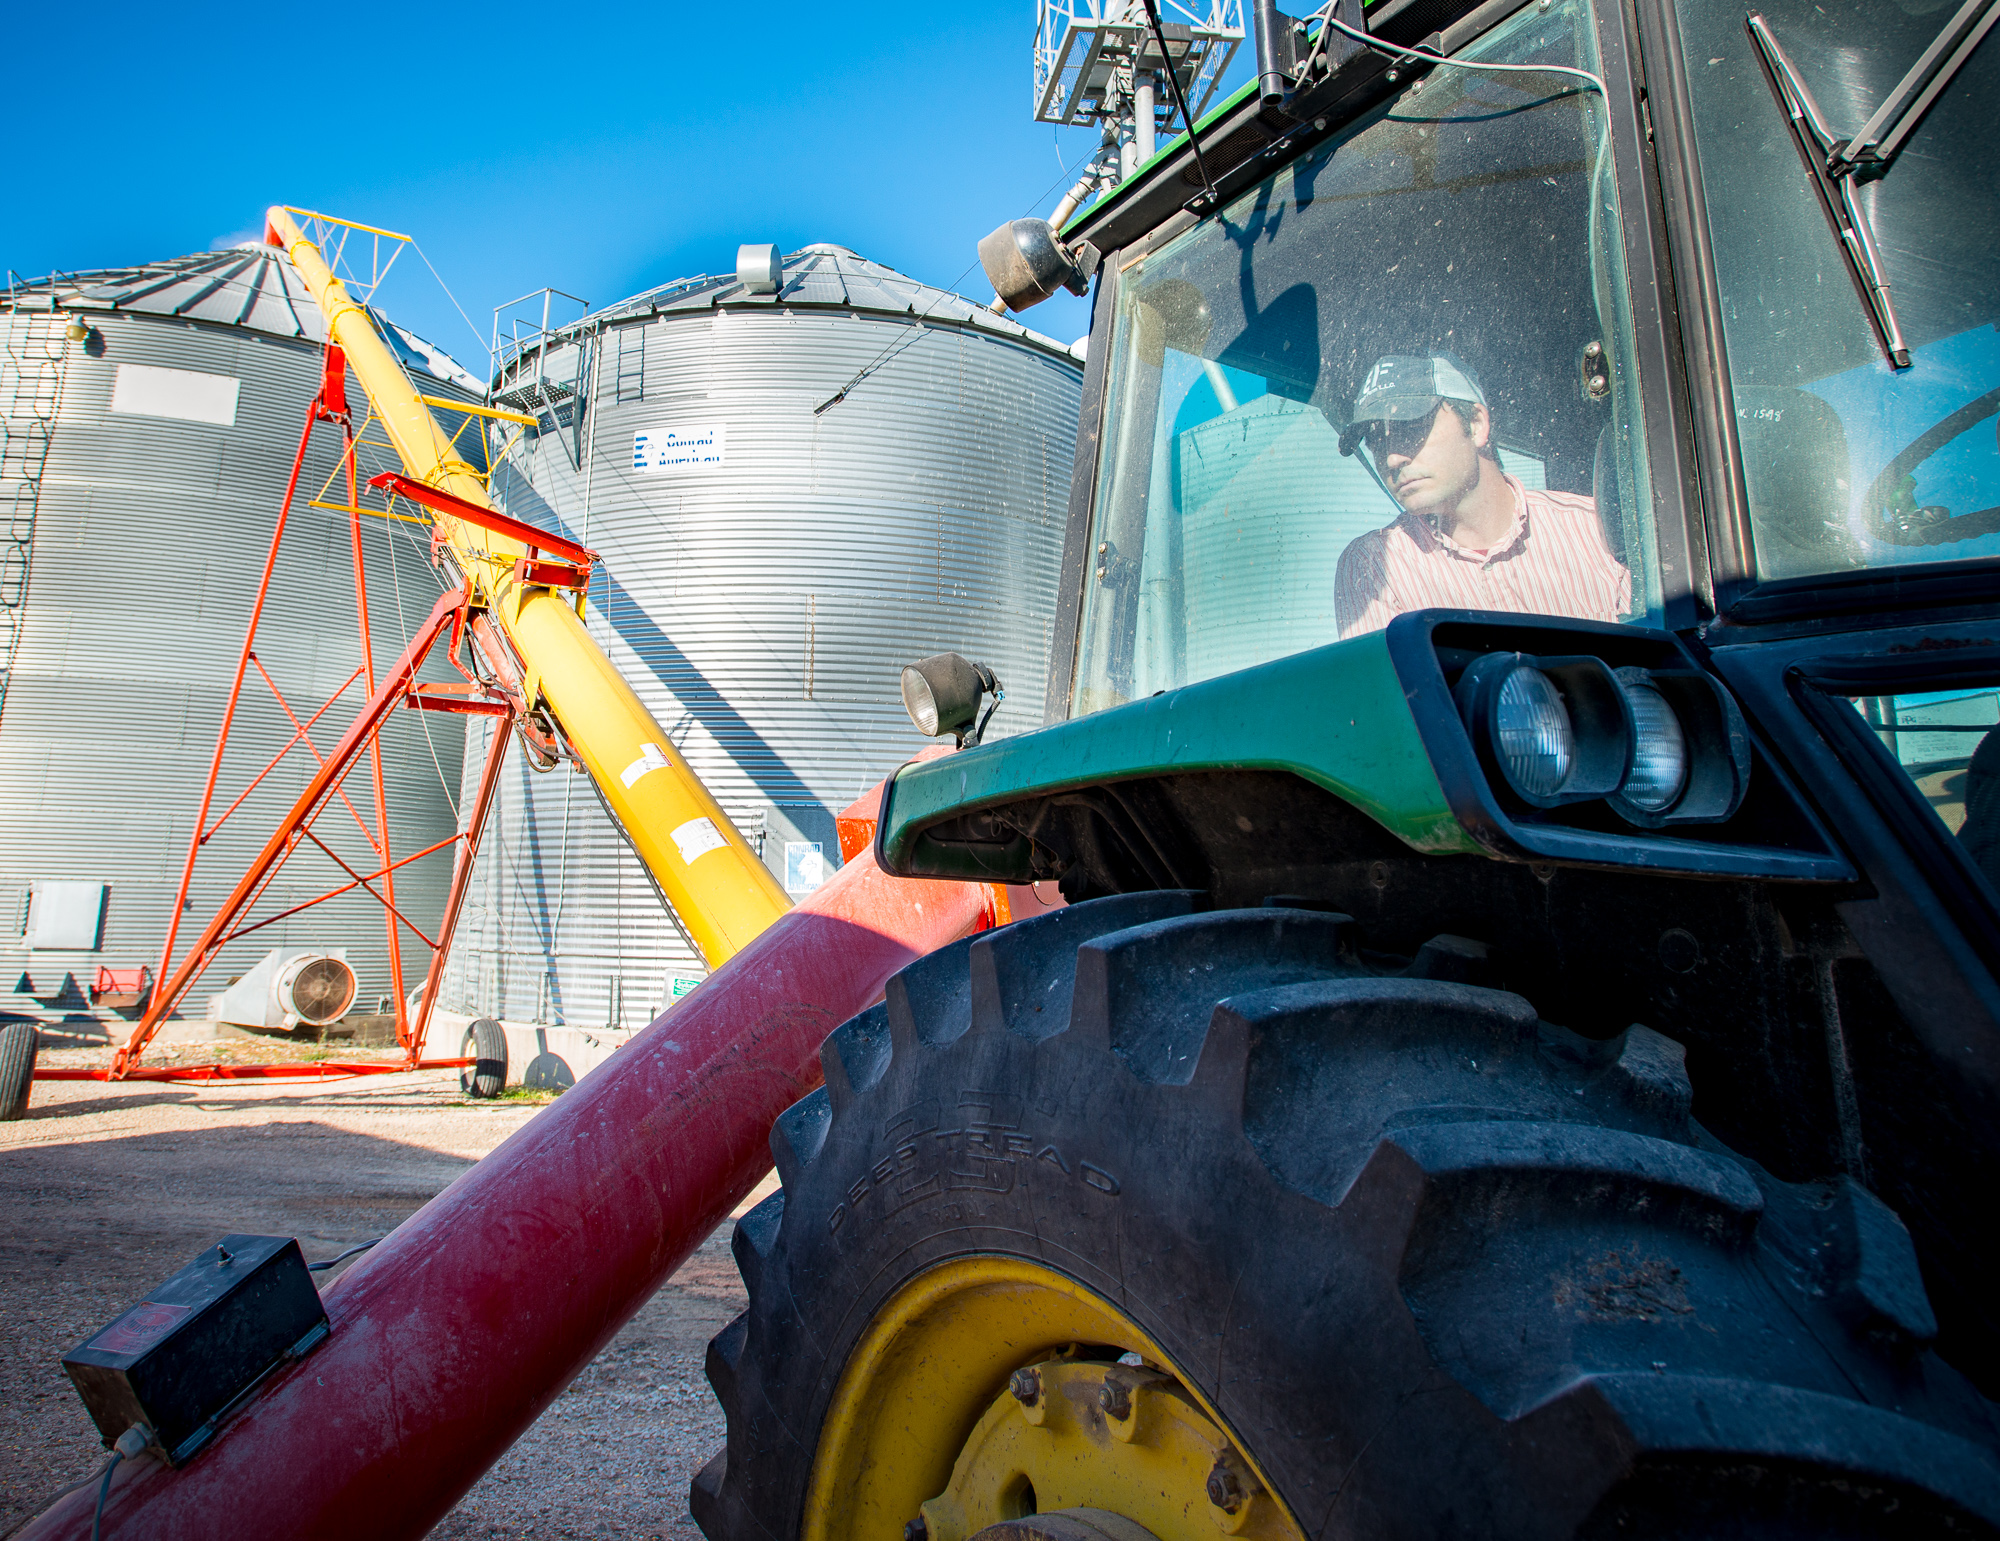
[
  {"x1": 12, "y1": 1085, "x2": 504, "y2": 1120},
  {"x1": 0, "y1": 1121, "x2": 479, "y2": 1532}
]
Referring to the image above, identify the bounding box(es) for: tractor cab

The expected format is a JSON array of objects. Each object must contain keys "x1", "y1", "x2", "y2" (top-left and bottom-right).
[
  {"x1": 1065, "y1": 0, "x2": 1664, "y2": 713},
  {"x1": 1048, "y1": 0, "x2": 1998, "y2": 713}
]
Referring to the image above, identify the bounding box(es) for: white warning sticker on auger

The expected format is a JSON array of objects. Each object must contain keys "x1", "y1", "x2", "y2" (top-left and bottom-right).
[
  {"x1": 671, "y1": 818, "x2": 729, "y2": 866},
  {"x1": 621, "y1": 742, "x2": 672, "y2": 788}
]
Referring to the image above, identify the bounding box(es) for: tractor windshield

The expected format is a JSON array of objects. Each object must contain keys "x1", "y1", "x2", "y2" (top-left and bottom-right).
[
  {"x1": 1069, "y1": 0, "x2": 1660, "y2": 715},
  {"x1": 1673, "y1": 0, "x2": 2000, "y2": 582}
]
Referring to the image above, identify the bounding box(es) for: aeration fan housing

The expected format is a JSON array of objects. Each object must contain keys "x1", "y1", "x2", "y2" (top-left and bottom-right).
[{"x1": 210, "y1": 948, "x2": 359, "y2": 1032}]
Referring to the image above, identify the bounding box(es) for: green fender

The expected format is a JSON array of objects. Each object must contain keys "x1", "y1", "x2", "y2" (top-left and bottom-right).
[{"x1": 876, "y1": 629, "x2": 1481, "y2": 882}]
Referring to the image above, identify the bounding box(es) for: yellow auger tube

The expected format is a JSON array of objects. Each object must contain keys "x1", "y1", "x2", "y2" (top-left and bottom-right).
[
  {"x1": 266, "y1": 205, "x2": 789, "y2": 966},
  {"x1": 504, "y1": 587, "x2": 791, "y2": 960}
]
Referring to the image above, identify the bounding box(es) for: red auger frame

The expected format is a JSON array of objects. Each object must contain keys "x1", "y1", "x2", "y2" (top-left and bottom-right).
[{"x1": 44, "y1": 346, "x2": 516, "y2": 1085}]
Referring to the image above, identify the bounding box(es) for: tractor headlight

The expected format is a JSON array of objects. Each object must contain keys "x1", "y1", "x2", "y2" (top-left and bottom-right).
[
  {"x1": 1615, "y1": 675, "x2": 1689, "y2": 813},
  {"x1": 1492, "y1": 667, "x2": 1573, "y2": 799},
  {"x1": 1455, "y1": 653, "x2": 1630, "y2": 808}
]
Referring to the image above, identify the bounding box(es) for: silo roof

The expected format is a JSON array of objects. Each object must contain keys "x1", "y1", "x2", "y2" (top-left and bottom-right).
[
  {"x1": 2, "y1": 246, "x2": 481, "y2": 390},
  {"x1": 561, "y1": 243, "x2": 1080, "y2": 362}
]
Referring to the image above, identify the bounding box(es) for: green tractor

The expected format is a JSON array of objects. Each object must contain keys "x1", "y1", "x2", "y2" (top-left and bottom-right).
[{"x1": 693, "y1": 0, "x2": 2000, "y2": 1534}]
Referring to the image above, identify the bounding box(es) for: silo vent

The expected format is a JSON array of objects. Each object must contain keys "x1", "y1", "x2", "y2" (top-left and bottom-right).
[{"x1": 736, "y1": 244, "x2": 783, "y2": 294}]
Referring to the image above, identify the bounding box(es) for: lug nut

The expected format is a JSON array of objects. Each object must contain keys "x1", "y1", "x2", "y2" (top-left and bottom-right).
[
  {"x1": 1097, "y1": 1379, "x2": 1132, "y2": 1420},
  {"x1": 904, "y1": 1518, "x2": 929, "y2": 1541},
  {"x1": 1207, "y1": 1462, "x2": 1246, "y2": 1513},
  {"x1": 1009, "y1": 1367, "x2": 1041, "y2": 1406}
]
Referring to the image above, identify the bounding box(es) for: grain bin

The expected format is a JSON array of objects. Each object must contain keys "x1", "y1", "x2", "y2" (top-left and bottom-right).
[
  {"x1": 441, "y1": 243, "x2": 1082, "y2": 1034},
  {"x1": 0, "y1": 248, "x2": 481, "y2": 1032}
]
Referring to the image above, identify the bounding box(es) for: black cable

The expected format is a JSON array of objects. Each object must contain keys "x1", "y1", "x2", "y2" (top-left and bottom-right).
[
  {"x1": 1140, "y1": 0, "x2": 1221, "y2": 209},
  {"x1": 811, "y1": 321, "x2": 944, "y2": 417},
  {"x1": 90, "y1": 1425, "x2": 152, "y2": 1540},
  {"x1": 964, "y1": 691, "x2": 1006, "y2": 749},
  {"x1": 813, "y1": 150, "x2": 1100, "y2": 416},
  {"x1": 308, "y1": 1236, "x2": 383, "y2": 1272},
  {"x1": 90, "y1": 1451, "x2": 120, "y2": 1541}
]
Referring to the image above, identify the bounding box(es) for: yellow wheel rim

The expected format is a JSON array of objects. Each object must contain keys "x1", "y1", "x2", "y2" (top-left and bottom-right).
[{"x1": 801, "y1": 1257, "x2": 1307, "y2": 1541}]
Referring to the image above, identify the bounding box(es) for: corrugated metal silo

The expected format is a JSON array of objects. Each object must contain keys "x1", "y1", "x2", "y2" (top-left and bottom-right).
[
  {"x1": 0, "y1": 249, "x2": 482, "y2": 1032},
  {"x1": 441, "y1": 244, "x2": 1082, "y2": 1032}
]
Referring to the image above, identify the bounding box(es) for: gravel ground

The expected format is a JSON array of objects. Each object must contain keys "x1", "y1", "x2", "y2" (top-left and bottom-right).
[{"x1": 0, "y1": 1048, "x2": 773, "y2": 1539}]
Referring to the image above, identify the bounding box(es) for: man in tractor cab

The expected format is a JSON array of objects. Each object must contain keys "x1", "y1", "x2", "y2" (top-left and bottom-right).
[{"x1": 1332, "y1": 352, "x2": 1630, "y2": 638}]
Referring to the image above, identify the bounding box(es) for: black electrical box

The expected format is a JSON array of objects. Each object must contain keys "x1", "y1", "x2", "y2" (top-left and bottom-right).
[{"x1": 62, "y1": 1234, "x2": 329, "y2": 1465}]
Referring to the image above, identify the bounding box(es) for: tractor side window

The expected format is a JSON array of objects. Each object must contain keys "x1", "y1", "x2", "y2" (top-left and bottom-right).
[
  {"x1": 1672, "y1": 0, "x2": 2000, "y2": 582},
  {"x1": 1849, "y1": 688, "x2": 2000, "y2": 899},
  {"x1": 1069, "y1": 0, "x2": 1660, "y2": 717}
]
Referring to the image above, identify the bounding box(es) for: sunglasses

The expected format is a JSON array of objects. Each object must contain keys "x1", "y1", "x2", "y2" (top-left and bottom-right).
[{"x1": 1358, "y1": 402, "x2": 1443, "y2": 462}]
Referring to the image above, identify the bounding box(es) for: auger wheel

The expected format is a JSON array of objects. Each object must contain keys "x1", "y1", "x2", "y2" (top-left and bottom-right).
[{"x1": 693, "y1": 893, "x2": 2000, "y2": 1540}]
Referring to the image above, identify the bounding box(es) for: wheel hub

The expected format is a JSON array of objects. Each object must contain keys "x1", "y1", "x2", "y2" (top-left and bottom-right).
[
  {"x1": 922, "y1": 1357, "x2": 1284, "y2": 1540},
  {"x1": 801, "y1": 1257, "x2": 1303, "y2": 1541}
]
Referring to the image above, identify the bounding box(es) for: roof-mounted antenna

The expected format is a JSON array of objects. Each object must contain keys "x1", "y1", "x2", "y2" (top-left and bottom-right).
[
  {"x1": 1139, "y1": 0, "x2": 1222, "y2": 212},
  {"x1": 1030, "y1": 0, "x2": 1244, "y2": 188}
]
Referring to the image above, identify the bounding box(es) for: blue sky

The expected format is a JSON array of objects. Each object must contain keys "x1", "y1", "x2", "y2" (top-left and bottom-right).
[{"x1": 2, "y1": 3, "x2": 1252, "y2": 373}]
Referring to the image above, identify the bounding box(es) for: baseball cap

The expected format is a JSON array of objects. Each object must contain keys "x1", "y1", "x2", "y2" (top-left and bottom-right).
[{"x1": 1338, "y1": 354, "x2": 1487, "y2": 456}]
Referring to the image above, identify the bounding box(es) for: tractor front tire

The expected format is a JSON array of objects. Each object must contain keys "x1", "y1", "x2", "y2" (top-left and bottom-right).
[{"x1": 695, "y1": 895, "x2": 2000, "y2": 1540}]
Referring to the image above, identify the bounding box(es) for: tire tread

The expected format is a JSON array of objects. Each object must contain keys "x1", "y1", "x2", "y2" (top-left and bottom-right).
[{"x1": 695, "y1": 907, "x2": 1998, "y2": 1541}]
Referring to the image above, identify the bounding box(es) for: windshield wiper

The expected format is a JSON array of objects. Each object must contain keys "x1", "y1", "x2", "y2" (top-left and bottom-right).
[
  {"x1": 1745, "y1": 2, "x2": 1999, "y2": 369},
  {"x1": 1829, "y1": 0, "x2": 2000, "y2": 176}
]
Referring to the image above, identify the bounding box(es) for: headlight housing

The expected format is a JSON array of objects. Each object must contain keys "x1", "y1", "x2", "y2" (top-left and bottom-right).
[
  {"x1": 1456, "y1": 651, "x2": 1751, "y2": 826},
  {"x1": 1606, "y1": 665, "x2": 1753, "y2": 827}
]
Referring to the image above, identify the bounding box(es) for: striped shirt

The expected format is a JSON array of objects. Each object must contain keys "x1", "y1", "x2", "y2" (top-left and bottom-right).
[{"x1": 1334, "y1": 476, "x2": 1631, "y2": 639}]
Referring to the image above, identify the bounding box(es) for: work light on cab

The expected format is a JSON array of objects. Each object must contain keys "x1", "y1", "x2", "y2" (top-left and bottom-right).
[
  {"x1": 977, "y1": 218, "x2": 1091, "y2": 313},
  {"x1": 900, "y1": 652, "x2": 1004, "y2": 747}
]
